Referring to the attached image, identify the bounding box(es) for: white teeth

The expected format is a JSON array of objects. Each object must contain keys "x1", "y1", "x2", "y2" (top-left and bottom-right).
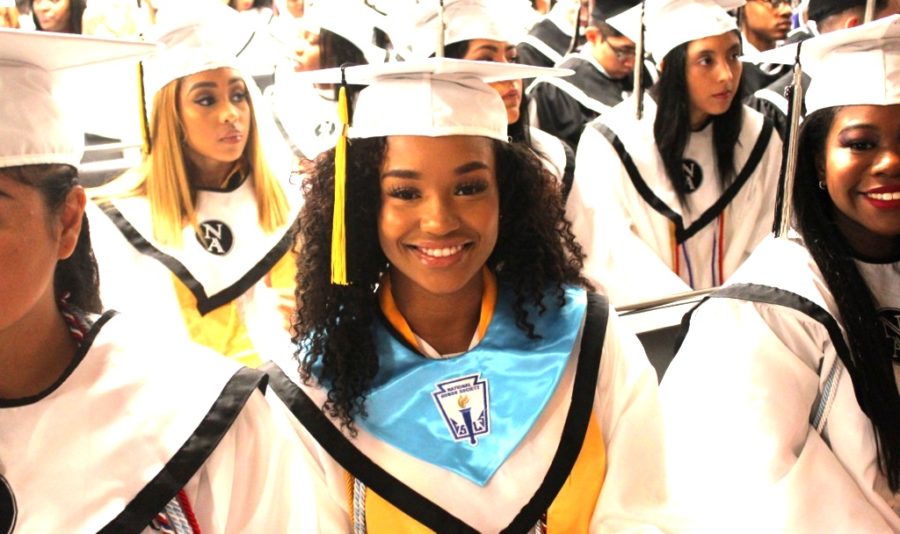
[
  {"x1": 866, "y1": 192, "x2": 900, "y2": 201},
  {"x1": 418, "y1": 245, "x2": 465, "y2": 257}
]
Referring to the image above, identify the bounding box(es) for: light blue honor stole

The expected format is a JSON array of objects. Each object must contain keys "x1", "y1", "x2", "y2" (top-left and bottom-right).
[{"x1": 356, "y1": 284, "x2": 587, "y2": 487}]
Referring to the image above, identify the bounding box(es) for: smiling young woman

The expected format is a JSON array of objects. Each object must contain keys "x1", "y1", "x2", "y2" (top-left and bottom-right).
[
  {"x1": 660, "y1": 16, "x2": 900, "y2": 531},
  {"x1": 87, "y1": 3, "x2": 300, "y2": 367},
  {"x1": 566, "y1": 0, "x2": 784, "y2": 307},
  {"x1": 262, "y1": 59, "x2": 671, "y2": 531}
]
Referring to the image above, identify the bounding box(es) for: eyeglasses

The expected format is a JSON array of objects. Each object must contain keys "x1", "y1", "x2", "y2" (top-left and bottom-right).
[
  {"x1": 750, "y1": 0, "x2": 795, "y2": 8},
  {"x1": 604, "y1": 38, "x2": 636, "y2": 62}
]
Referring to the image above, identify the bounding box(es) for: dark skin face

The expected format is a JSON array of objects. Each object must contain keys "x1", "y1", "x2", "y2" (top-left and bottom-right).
[
  {"x1": 819, "y1": 104, "x2": 900, "y2": 260},
  {"x1": 742, "y1": 0, "x2": 792, "y2": 51},
  {"x1": 379, "y1": 135, "x2": 499, "y2": 354}
]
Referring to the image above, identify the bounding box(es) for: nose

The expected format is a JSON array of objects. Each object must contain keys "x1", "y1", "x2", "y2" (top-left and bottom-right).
[
  {"x1": 420, "y1": 194, "x2": 461, "y2": 235},
  {"x1": 220, "y1": 102, "x2": 239, "y2": 124},
  {"x1": 873, "y1": 144, "x2": 900, "y2": 178},
  {"x1": 716, "y1": 60, "x2": 735, "y2": 84}
]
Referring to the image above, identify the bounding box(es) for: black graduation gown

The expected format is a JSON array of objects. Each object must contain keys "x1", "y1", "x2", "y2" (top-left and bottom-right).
[{"x1": 527, "y1": 53, "x2": 651, "y2": 151}]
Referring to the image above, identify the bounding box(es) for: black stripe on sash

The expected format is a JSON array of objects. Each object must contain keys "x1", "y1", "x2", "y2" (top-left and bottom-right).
[
  {"x1": 679, "y1": 283, "x2": 852, "y2": 427},
  {"x1": 96, "y1": 201, "x2": 293, "y2": 315},
  {"x1": 263, "y1": 291, "x2": 610, "y2": 533},
  {"x1": 99, "y1": 367, "x2": 267, "y2": 534},
  {"x1": 501, "y1": 291, "x2": 609, "y2": 533},
  {"x1": 593, "y1": 119, "x2": 775, "y2": 244}
]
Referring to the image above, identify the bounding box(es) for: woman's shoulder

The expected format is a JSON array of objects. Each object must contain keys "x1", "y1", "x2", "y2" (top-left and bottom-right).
[{"x1": 724, "y1": 234, "x2": 833, "y2": 308}]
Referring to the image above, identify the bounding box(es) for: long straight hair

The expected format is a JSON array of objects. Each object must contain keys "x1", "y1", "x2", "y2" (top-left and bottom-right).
[
  {"x1": 650, "y1": 36, "x2": 744, "y2": 207},
  {"x1": 93, "y1": 75, "x2": 290, "y2": 246},
  {"x1": 794, "y1": 107, "x2": 900, "y2": 491}
]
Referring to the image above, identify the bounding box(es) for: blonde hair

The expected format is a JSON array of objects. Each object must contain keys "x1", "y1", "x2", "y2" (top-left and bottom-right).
[{"x1": 93, "y1": 73, "x2": 290, "y2": 246}]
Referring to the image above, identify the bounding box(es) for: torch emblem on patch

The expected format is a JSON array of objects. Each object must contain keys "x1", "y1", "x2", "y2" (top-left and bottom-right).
[{"x1": 432, "y1": 374, "x2": 491, "y2": 446}]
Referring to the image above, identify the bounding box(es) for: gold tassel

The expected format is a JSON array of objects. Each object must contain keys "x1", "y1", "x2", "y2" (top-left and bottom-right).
[
  {"x1": 137, "y1": 61, "x2": 151, "y2": 157},
  {"x1": 330, "y1": 84, "x2": 350, "y2": 285}
]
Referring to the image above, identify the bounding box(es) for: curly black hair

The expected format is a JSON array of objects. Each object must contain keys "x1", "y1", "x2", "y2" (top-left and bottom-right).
[
  {"x1": 794, "y1": 107, "x2": 900, "y2": 491},
  {"x1": 292, "y1": 137, "x2": 588, "y2": 431}
]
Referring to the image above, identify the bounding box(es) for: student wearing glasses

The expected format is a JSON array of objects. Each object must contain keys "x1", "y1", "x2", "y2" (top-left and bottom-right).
[
  {"x1": 566, "y1": 0, "x2": 783, "y2": 307},
  {"x1": 738, "y1": 0, "x2": 793, "y2": 93},
  {"x1": 748, "y1": 0, "x2": 900, "y2": 139},
  {"x1": 527, "y1": 0, "x2": 654, "y2": 151}
]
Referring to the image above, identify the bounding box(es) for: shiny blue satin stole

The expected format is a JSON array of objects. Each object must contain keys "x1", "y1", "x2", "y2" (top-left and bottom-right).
[{"x1": 356, "y1": 284, "x2": 587, "y2": 487}]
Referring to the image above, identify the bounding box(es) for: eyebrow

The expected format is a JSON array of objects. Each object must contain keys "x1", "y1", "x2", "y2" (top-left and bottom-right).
[
  {"x1": 187, "y1": 77, "x2": 245, "y2": 94},
  {"x1": 381, "y1": 161, "x2": 490, "y2": 180},
  {"x1": 472, "y1": 44, "x2": 501, "y2": 54},
  {"x1": 838, "y1": 123, "x2": 879, "y2": 135}
]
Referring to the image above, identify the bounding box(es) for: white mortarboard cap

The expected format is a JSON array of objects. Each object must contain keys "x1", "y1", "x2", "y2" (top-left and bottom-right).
[
  {"x1": 405, "y1": 0, "x2": 523, "y2": 59},
  {"x1": 0, "y1": 28, "x2": 153, "y2": 168},
  {"x1": 645, "y1": 0, "x2": 744, "y2": 62},
  {"x1": 796, "y1": 15, "x2": 899, "y2": 113},
  {"x1": 304, "y1": 0, "x2": 390, "y2": 65},
  {"x1": 607, "y1": 3, "x2": 644, "y2": 44},
  {"x1": 297, "y1": 58, "x2": 572, "y2": 142},
  {"x1": 744, "y1": 15, "x2": 900, "y2": 114},
  {"x1": 144, "y1": 0, "x2": 254, "y2": 96}
]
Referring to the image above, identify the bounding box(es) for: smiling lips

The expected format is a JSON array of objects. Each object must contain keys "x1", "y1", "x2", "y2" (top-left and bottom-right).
[
  {"x1": 407, "y1": 242, "x2": 472, "y2": 266},
  {"x1": 863, "y1": 186, "x2": 900, "y2": 208}
]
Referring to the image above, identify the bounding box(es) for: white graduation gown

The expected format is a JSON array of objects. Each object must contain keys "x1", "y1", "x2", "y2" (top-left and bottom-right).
[
  {"x1": 566, "y1": 97, "x2": 783, "y2": 307},
  {"x1": 263, "y1": 290, "x2": 672, "y2": 532},
  {"x1": 86, "y1": 174, "x2": 302, "y2": 367},
  {"x1": 659, "y1": 234, "x2": 900, "y2": 533},
  {"x1": 0, "y1": 311, "x2": 317, "y2": 533},
  {"x1": 269, "y1": 73, "x2": 343, "y2": 162}
]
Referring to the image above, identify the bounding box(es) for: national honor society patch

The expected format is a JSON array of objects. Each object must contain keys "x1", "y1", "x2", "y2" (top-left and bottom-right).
[
  {"x1": 0, "y1": 474, "x2": 16, "y2": 534},
  {"x1": 432, "y1": 374, "x2": 490, "y2": 446},
  {"x1": 196, "y1": 219, "x2": 234, "y2": 255}
]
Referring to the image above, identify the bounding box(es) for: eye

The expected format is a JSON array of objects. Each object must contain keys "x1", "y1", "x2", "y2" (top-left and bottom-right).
[
  {"x1": 697, "y1": 55, "x2": 713, "y2": 66},
  {"x1": 839, "y1": 132, "x2": 878, "y2": 151},
  {"x1": 231, "y1": 90, "x2": 248, "y2": 103},
  {"x1": 455, "y1": 180, "x2": 488, "y2": 196},
  {"x1": 845, "y1": 140, "x2": 877, "y2": 151},
  {"x1": 194, "y1": 95, "x2": 215, "y2": 106},
  {"x1": 386, "y1": 185, "x2": 420, "y2": 200}
]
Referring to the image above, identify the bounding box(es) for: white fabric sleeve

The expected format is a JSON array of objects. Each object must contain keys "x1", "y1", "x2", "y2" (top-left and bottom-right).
[
  {"x1": 590, "y1": 310, "x2": 675, "y2": 533},
  {"x1": 659, "y1": 298, "x2": 896, "y2": 533},
  {"x1": 262, "y1": 387, "x2": 353, "y2": 533},
  {"x1": 568, "y1": 126, "x2": 691, "y2": 308},
  {"x1": 178, "y1": 389, "x2": 322, "y2": 533}
]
